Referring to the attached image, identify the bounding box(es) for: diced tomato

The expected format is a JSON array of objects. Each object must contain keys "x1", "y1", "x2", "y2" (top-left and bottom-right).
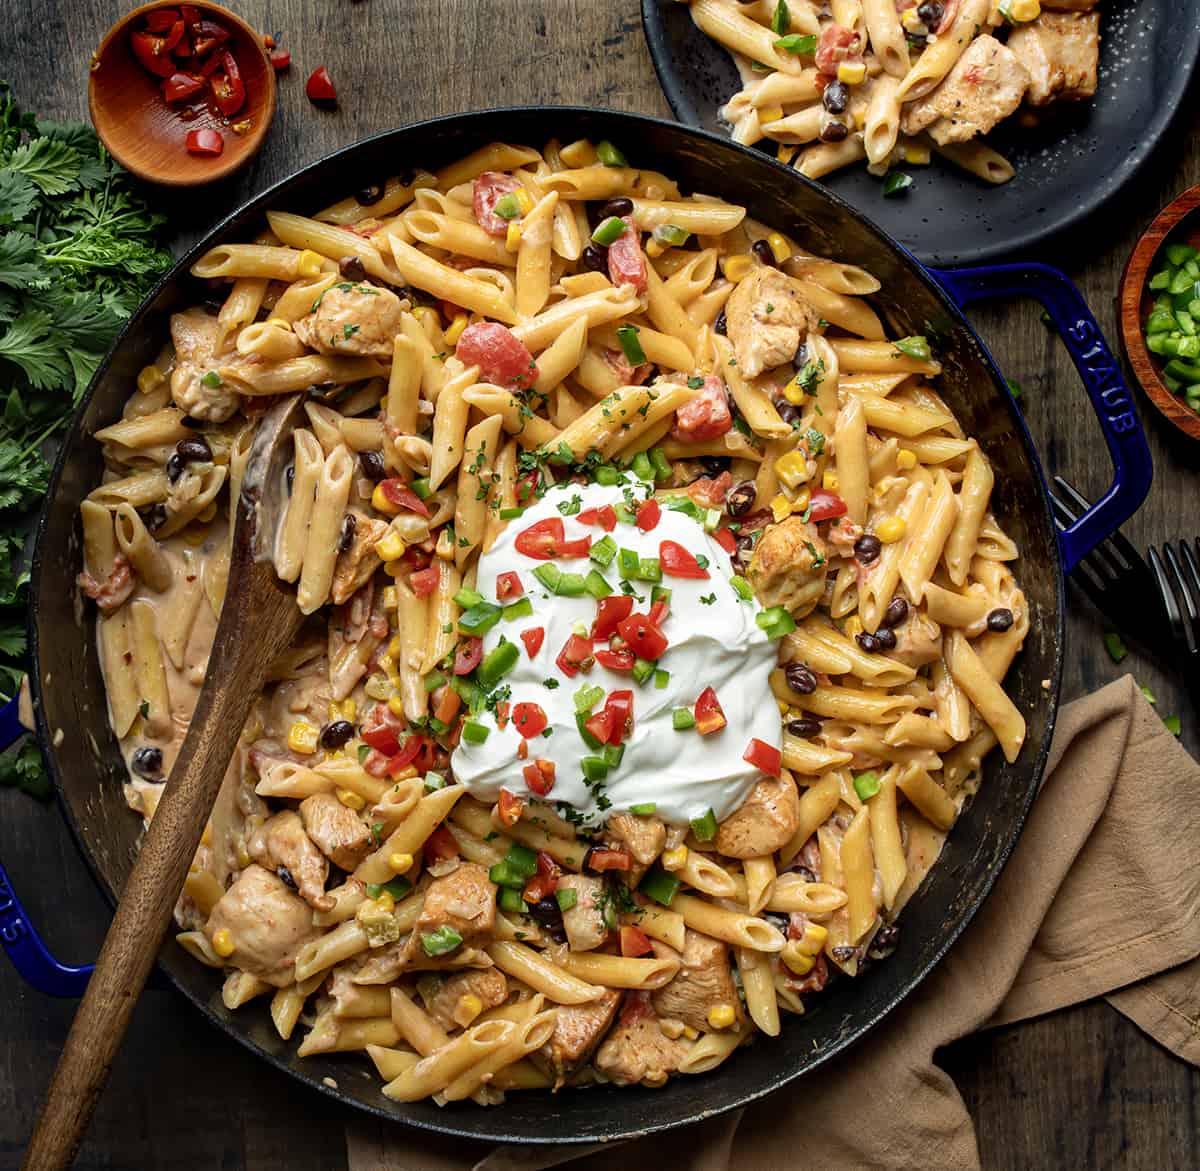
[
  {"x1": 648, "y1": 599, "x2": 669, "y2": 628},
  {"x1": 687, "y1": 471, "x2": 732, "y2": 509},
  {"x1": 523, "y1": 873, "x2": 557, "y2": 903},
  {"x1": 523, "y1": 759, "x2": 556, "y2": 797},
  {"x1": 595, "y1": 648, "x2": 634, "y2": 671},
  {"x1": 620, "y1": 925, "x2": 654, "y2": 957},
  {"x1": 694, "y1": 686, "x2": 727, "y2": 736},
  {"x1": 410, "y1": 566, "x2": 441, "y2": 597},
  {"x1": 516, "y1": 738, "x2": 528, "y2": 760},
  {"x1": 607, "y1": 216, "x2": 648, "y2": 293},
  {"x1": 515, "y1": 517, "x2": 564, "y2": 560},
  {"x1": 616, "y1": 613, "x2": 668, "y2": 661},
  {"x1": 432, "y1": 685, "x2": 461, "y2": 726},
  {"x1": 671, "y1": 375, "x2": 732, "y2": 442},
  {"x1": 402, "y1": 543, "x2": 434, "y2": 573},
  {"x1": 472, "y1": 171, "x2": 522, "y2": 236},
  {"x1": 578, "y1": 504, "x2": 617, "y2": 532},
  {"x1": 162, "y1": 72, "x2": 203, "y2": 102},
  {"x1": 660, "y1": 540, "x2": 710, "y2": 580},
  {"x1": 537, "y1": 850, "x2": 560, "y2": 880},
  {"x1": 362, "y1": 748, "x2": 392, "y2": 778},
  {"x1": 603, "y1": 690, "x2": 634, "y2": 745},
  {"x1": 268, "y1": 47, "x2": 291, "y2": 70},
  {"x1": 494, "y1": 701, "x2": 510, "y2": 730},
  {"x1": 512, "y1": 702, "x2": 548, "y2": 739},
  {"x1": 556, "y1": 634, "x2": 594, "y2": 677},
  {"x1": 208, "y1": 50, "x2": 245, "y2": 118},
  {"x1": 180, "y1": 5, "x2": 201, "y2": 26},
  {"x1": 585, "y1": 847, "x2": 632, "y2": 873},
  {"x1": 453, "y1": 637, "x2": 484, "y2": 676},
  {"x1": 714, "y1": 528, "x2": 738, "y2": 555},
  {"x1": 131, "y1": 29, "x2": 179, "y2": 77},
  {"x1": 305, "y1": 65, "x2": 337, "y2": 104},
  {"x1": 583, "y1": 708, "x2": 615, "y2": 745},
  {"x1": 360, "y1": 703, "x2": 403, "y2": 754},
  {"x1": 377, "y1": 478, "x2": 432, "y2": 518},
  {"x1": 516, "y1": 469, "x2": 542, "y2": 506},
  {"x1": 424, "y1": 824, "x2": 459, "y2": 865},
  {"x1": 144, "y1": 9, "x2": 181, "y2": 33},
  {"x1": 520, "y1": 627, "x2": 545, "y2": 658},
  {"x1": 592, "y1": 595, "x2": 634, "y2": 640},
  {"x1": 815, "y1": 24, "x2": 860, "y2": 75},
  {"x1": 495, "y1": 571, "x2": 524, "y2": 601},
  {"x1": 387, "y1": 734, "x2": 425, "y2": 773},
  {"x1": 497, "y1": 788, "x2": 525, "y2": 827},
  {"x1": 635, "y1": 498, "x2": 661, "y2": 533},
  {"x1": 743, "y1": 737, "x2": 782, "y2": 777},
  {"x1": 807, "y1": 488, "x2": 848, "y2": 523},
  {"x1": 455, "y1": 321, "x2": 539, "y2": 391},
  {"x1": 190, "y1": 19, "x2": 231, "y2": 58},
  {"x1": 184, "y1": 128, "x2": 223, "y2": 157}
]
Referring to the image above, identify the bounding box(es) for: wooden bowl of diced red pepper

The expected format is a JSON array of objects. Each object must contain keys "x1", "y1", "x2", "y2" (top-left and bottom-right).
[{"x1": 88, "y1": 1, "x2": 277, "y2": 186}]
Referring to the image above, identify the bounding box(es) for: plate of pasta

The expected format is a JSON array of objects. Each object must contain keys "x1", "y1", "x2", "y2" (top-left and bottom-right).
[
  {"x1": 642, "y1": 0, "x2": 1200, "y2": 266},
  {"x1": 15, "y1": 109, "x2": 1149, "y2": 1142}
]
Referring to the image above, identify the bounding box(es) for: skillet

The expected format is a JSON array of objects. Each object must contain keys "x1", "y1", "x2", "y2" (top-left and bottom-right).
[{"x1": 0, "y1": 107, "x2": 1151, "y2": 1145}]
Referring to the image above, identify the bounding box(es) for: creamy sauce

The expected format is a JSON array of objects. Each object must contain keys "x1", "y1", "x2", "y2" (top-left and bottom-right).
[{"x1": 451, "y1": 482, "x2": 781, "y2": 827}]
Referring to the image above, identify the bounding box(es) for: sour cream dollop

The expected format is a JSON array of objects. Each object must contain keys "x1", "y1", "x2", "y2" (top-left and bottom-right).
[{"x1": 451, "y1": 480, "x2": 780, "y2": 827}]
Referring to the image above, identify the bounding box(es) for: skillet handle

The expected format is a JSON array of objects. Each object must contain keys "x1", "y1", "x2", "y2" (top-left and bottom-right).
[
  {"x1": 0, "y1": 697, "x2": 93, "y2": 997},
  {"x1": 932, "y1": 262, "x2": 1153, "y2": 574}
]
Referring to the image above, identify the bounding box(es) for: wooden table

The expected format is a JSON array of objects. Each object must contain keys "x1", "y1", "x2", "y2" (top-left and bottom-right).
[{"x1": 2, "y1": 3, "x2": 1198, "y2": 1167}]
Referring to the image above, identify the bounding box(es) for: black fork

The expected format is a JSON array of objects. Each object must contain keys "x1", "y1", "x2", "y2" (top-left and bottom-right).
[{"x1": 1148, "y1": 540, "x2": 1200, "y2": 659}]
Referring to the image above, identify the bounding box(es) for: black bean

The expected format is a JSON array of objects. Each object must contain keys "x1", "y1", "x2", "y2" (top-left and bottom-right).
[
  {"x1": 396, "y1": 168, "x2": 417, "y2": 187},
  {"x1": 598, "y1": 197, "x2": 633, "y2": 220},
  {"x1": 359, "y1": 450, "x2": 387, "y2": 481},
  {"x1": 176, "y1": 436, "x2": 213, "y2": 464},
  {"x1": 819, "y1": 119, "x2": 849, "y2": 144},
  {"x1": 732, "y1": 532, "x2": 756, "y2": 572},
  {"x1": 581, "y1": 243, "x2": 609, "y2": 273},
  {"x1": 854, "y1": 533, "x2": 882, "y2": 564},
  {"x1": 987, "y1": 607, "x2": 1014, "y2": 632},
  {"x1": 165, "y1": 453, "x2": 185, "y2": 483},
  {"x1": 180, "y1": 415, "x2": 205, "y2": 429},
  {"x1": 714, "y1": 309, "x2": 727, "y2": 336},
  {"x1": 786, "y1": 717, "x2": 823, "y2": 738},
  {"x1": 785, "y1": 663, "x2": 818, "y2": 694},
  {"x1": 699, "y1": 456, "x2": 729, "y2": 477},
  {"x1": 277, "y1": 866, "x2": 297, "y2": 890},
  {"x1": 528, "y1": 897, "x2": 566, "y2": 940},
  {"x1": 873, "y1": 627, "x2": 897, "y2": 651},
  {"x1": 355, "y1": 183, "x2": 384, "y2": 206},
  {"x1": 916, "y1": 2, "x2": 944, "y2": 28},
  {"x1": 792, "y1": 342, "x2": 810, "y2": 372},
  {"x1": 142, "y1": 503, "x2": 168, "y2": 532},
  {"x1": 776, "y1": 400, "x2": 802, "y2": 428},
  {"x1": 726, "y1": 480, "x2": 757, "y2": 517},
  {"x1": 867, "y1": 923, "x2": 900, "y2": 960},
  {"x1": 337, "y1": 512, "x2": 357, "y2": 552},
  {"x1": 822, "y1": 80, "x2": 849, "y2": 115},
  {"x1": 751, "y1": 239, "x2": 776, "y2": 269},
  {"x1": 320, "y1": 719, "x2": 355, "y2": 749},
  {"x1": 831, "y1": 945, "x2": 860, "y2": 963},
  {"x1": 286, "y1": 465, "x2": 295, "y2": 495},
  {"x1": 856, "y1": 631, "x2": 881, "y2": 654},
  {"x1": 881, "y1": 596, "x2": 909, "y2": 629},
  {"x1": 202, "y1": 298, "x2": 222, "y2": 317},
  {"x1": 131, "y1": 746, "x2": 163, "y2": 779},
  {"x1": 338, "y1": 255, "x2": 367, "y2": 281}
]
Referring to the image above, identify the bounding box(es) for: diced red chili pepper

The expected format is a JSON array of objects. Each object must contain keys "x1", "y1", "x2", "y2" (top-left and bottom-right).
[
  {"x1": 268, "y1": 47, "x2": 291, "y2": 70},
  {"x1": 377, "y1": 478, "x2": 432, "y2": 518},
  {"x1": 208, "y1": 50, "x2": 245, "y2": 118},
  {"x1": 453, "y1": 636, "x2": 484, "y2": 676},
  {"x1": 162, "y1": 71, "x2": 203, "y2": 103},
  {"x1": 305, "y1": 65, "x2": 337, "y2": 104},
  {"x1": 520, "y1": 627, "x2": 545, "y2": 658},
  {"x1": 585, "y1": 846, "x2": 632, "y2": 873},
  {"x1": 184, "y1": 128, "x2": 224, "y2": 156},
  {"x1": 616, "y1": 613, "x2": 668, "y2": 661},
  {"x1": 515, "y1": 517, "x2": 564, "y2": 560},
  {"x1": 494, "y1": 701, "x2": 510, "y2": 730},
  {"x1": 672, "y1": 375, "x2": 732, "y2": 443},
  {"x1": 144, "y1": 9, "x2": 181, "y2": 33},
  {"x1": 603, "y1": 689, "x2": 634, "y2": 745},
  {"x1": 635, "y1": 498, "x2": 661, "y2": 533},
  {"x1": 424, "y1": 824, "x2": 459, "y2": 865},
  {"x1": 523, "y1": 873, "x2": 558, "y2": 903},
  {"x1": 523, "y1": 758, "x2": 556, "y2": 797},
  {"x1": 743, "y1": 737, "x2": 782, "y2": 777},
  {"x1": 495, "y1": 571, "x2": 524, "y2": 601},
  {"x1": 648, "y1": 599, "x2": 669, "y2": 628},
  {"x1": 512, "y1": 701, "x2": 548, "y2": 739},
  {"x1": 660, "y1": 540, "x2": 710, "y2": 580},
  {"x1": 807, "y1": 488, "x2": 848, "y2": 523},
  {"x1": 410, "y1": 566, "x2": 440, "y2": 597},
  {"x1": 497, "y1": 788, "x2": 524, "y2": 827},
  {"x1": 578, "y1": 504, "x2": 617, "y2": 532},
  {"x1": 455, "y1": 321, "x2": 539, "y2": 391},
  {"x1": 620, "y1": 925, "x2": 654, "y2": 957},
  {"x1": 714, "y1": 528, "x2": 738, "y2": 555},
  {"x1": 472, "y1": 170, "x2": 522, "y2": 236},
  {"x1": 360, "y1": 703, "x2": 402, "y2": 754},
  {"x1": 131, "y1": 29, "x2": 180, "y2": 77},
  {"x1": 592, "y1": 594, "x2": 634, "y2": 640},
  {"x1": 595, "y1": 648, "x2": 634, "y2": 672},
  {"x1": 694, "y1": 686, "x2": 727, "y2": 736},
  {"x1": 432, "y1": 685, "x2": 461, "y2": 726},
  {"x1": 556, "y1": 633, "x2": 594, "y2": 678}
]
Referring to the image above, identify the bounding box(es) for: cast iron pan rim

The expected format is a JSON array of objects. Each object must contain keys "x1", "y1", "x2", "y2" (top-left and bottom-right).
[
  {"x1": 638, "y1": 0, "x2": 1200, "y2": 267},
  {"x1": 27, "y1": 105, "x2": 1064, "y2": 1144}
]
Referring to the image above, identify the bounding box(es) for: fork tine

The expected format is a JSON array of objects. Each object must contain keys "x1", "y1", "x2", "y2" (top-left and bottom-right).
[
  {"x1": 1164, "y1": 544, "x2": 1198, "y2": 654},
  {"x1": 1052, "y1": 475, "x2": 1091, "y2": 514},
  {"x1": 1066, "y1": 560, "x2": 1120, "y2": 616},
  {"x1": 1052, "y1": 475, "x2": 1140, "y2": 571},
  {"x1": 1048, "y1": 487, "x2": 1079, "y2": 529},
  {"x1": 1149, "y1": 547, "x2": 1187, "y2": 645},
  {"x1": 1180, "y1": 542, "x2": 1200, "y2": 639}
]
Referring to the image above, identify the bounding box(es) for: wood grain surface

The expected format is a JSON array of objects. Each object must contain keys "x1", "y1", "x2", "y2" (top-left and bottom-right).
[{"x1": 1, "y1": 2, "x2": 1199, "y2": 1168}]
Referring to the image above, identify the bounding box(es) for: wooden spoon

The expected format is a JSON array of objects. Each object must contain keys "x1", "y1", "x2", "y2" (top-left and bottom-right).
[{"x1": 23, "y1": 395, "x2": 308, "y2": 1170}]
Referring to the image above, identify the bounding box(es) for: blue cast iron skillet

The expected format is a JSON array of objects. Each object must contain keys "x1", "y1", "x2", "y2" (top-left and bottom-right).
[{"x1": 0, "y1": 108, "x2": 1151, "y2": 1145}]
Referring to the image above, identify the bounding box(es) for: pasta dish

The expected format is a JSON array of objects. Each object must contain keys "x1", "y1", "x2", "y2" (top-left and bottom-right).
[
  {"x1": 679, "y1": 0, "x2": 1102, "y2": 188},
  {"x1": 78, "y1": 136, "x2": 1027, "y2": 1103}
]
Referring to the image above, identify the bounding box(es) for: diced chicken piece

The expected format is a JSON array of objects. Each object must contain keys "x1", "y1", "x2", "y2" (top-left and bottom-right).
[
  {"x1": 299, "y1": 792, "x2": 373, "y2": 870},
  {"x1": 651, "y1": 929, "x2": 744, "y2": 1033},
  {"x1": 556, "y1": 873, "x2": 610, "y2": 953},
  {"x1": 77, "y1": 553, "x2": 135, "y2": 614},
  {"x1": 169, "y1": 308, "x2": 242, "y2": 422},
  {"x1": 248, "y1": 811, "x2": 332, "y2": 911},
  {"x1": 331, "y1": 510, "x2": 388, "y2": 605},
  {"x1": 606, "y1": 813, "x2": 666, "y2": 886},
  {"x1": 292, "y1": 281, "x2": 404, "y2": 358},
  {"x1": 900, "y1": 35, "x2": 1030, "y2": 145},
  {"x1": 535, "y1": 988, "x2": 622, "y2": 1086},
  {"x1": 420, "y1": 968, "x2": 509, "y2": 1032},
  {"x1": 413, "y1": 862, "x2": 497, "y2": 951},
  {"x1": 713, "y1": 774, "x2": 800, "y2": 860},
  {"x1": 746, "y1": 516, "x2": 828, "y2": 618},
  {"x1": 353, "y1": 940, "x2": 492, "y2": 983},
  {"x1": 724, "y1": 266, "x2": 818, "y2": 378},
  {"x1": 594, "y1": 993, "x2": 688, "y2": 1086},
  {"x1": 205, "y1": 864, "x2": 317, "y2": 987},
  {"x1": 890, "y1": 610, "x2": 942, "y2": 669},
  {"x1": 1007, "y1": 12, "x2": 1100, "y2": 106}
]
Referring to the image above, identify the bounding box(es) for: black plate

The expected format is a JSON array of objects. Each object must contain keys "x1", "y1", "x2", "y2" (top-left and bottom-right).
[
  {"x1": 641, "y1": 0, "x2": 1200, "y2": 267},
  {"x1": 30, "y1": 108, "x2": 1063, "y2": 1145}
]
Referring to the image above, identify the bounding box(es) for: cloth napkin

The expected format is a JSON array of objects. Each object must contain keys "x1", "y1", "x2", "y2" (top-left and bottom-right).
[{"x1": 345, "y1": 676, "x2": 1200, "y2": 1171}]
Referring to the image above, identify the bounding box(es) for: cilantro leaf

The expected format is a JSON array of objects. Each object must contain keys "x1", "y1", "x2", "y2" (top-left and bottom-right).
[{"x1": 6, "y1": 136, "x2": 81, "y2": 195}]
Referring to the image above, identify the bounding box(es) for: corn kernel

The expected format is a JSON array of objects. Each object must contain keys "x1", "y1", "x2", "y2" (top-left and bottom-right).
[
  {"x1": 374, "y1": 530, "x2": 407, "y2": 561},
  {"x1": 758, "y1": 105, "x2": 784, "y2": 125},
  {"x1": 387, "y1": 694, "x2": 406, "y2": 718},
  {"x1": 837, "y1": 61, "x2": 867, "y2": 85},
  {"x1": 766, "y1": 232, "x2": 791, "y2": 265},
  {"x1": 201, "y1": 822, "x2": 213, "y2": 846},
  {"x1": 371, "y1": 483, "x2": 400, "y2": 516},
  {"x1": 797, "y1": 922, "x2": 829, "y2": 956},
  {"x1": 875, "y1": 515, "x2": 907, "y2": 543},
  {"x1": 822, "y1": 470, "x2": 839, "y2": 492},
  {"x1": 853, "y1": 108, "x2": 866, "y2": 131},
  {"x1": 774, "y1": 451, "x2": 811, "y2": 490},
  {"x1": 1003, "y1": 0, "x2": 1040, "y2": 21},
  {"x1": 707, "y1": 1003, "x2": 736, "y2": 1030},
  {"x1": 658, "y1": 1018, "x2": 685, "y2": 1039},
  {"x1": 337, "y1": 787, "x2": 366, "y2": 811},
  {"x1": 444, "y1": 312, "x2": 469, "y2": 346},
  {"x1": 645, "y1": 236, "x2": 666, "y2": 259},
  {"x1": 212, "y1": 929, "x2": 235, "y2": 958},
  {"x1": 375, "y1": 890, "x2": 396, "y2": 914},
  {"x1": 329, "y1": 699, "x2": 357, "y2": 722},
  {"x1": 389, "y1": 852, "x2": 414, "y2": 874},
  {"x1": 902, "y1": 141, "x2": 931, "y2": 166},
  {"x1": 792, "y1": 486, "x2": 811, "y2": 514},
  {"x1": 387, "y1": 635, "x2": 404, "y2": 660},
  {"x1": 844, "y1": 615, "x2": 864, "y2": 639},
  {"x1": 505, "y1": 222, "x2": 523, "y2": 253},
  {"x1": 454, "y1": 993, "x2": 484, "y2": 1027},
  {"x1": 896, "y1": 449, "x2": 918, "y2": 470},
  {"x1": 512, "y1": 187, "x2": 535, "y2": 216},
  {"x1": 901, "y1": 8, "x2": 925, "y2": 32},
  {"x1": 412, "y1": 305, "x2": 440, "y2": 326},
  {"x1": 383, "y1": 560, "x2": 405, "y2": 578},
  {"x1": 296, "y1": 249, "x2": 325, "y2": 278},
  {"x1": 266, "y1": 316, "x2": 293, "y2": 331},
  {"x1": 723, "y1": 254, "x2": 755, "y2": 283},
  {"x1": 777, "y1": 699, "x2": 790, "y2": 716},
  {"x1": 681, "y1": 1024, "x2": 700, "y2": 1040},
  {"x1": 776, "y1": 142, "x2": 798, "y2": 165},
  {"x1": 137, "y1": 364, "x2": 164, "y2": 395},
  {"x1": 781, "y1": 374, "x2": 809, "y2": 405},
  {"x1": 662, "y1": 846, "x2": 688, "y2": 871},
  {"x1": 287, "y1": 721, "x2": 320, "y2": 755},
  {"x1": 782, "y1": 941, "x2": 816, "y2": 975},
  {"x1": 770, "y1": 494, "x2": 793, "y2": 524},
  {"x1": 378, "y1": 652, "x2": 396, "y2": 676},
  {"x1": 382, "y1": 585, "x2": 399, "y2": 610}
]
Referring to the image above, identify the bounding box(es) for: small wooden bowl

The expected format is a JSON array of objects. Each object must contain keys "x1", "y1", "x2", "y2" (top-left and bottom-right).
[
  {"x1": 88, "y1": 0, "x2": 276, "y2": 187},
  {"x1": 1120, "y1": 184, "x2": 1200, "y2": 441}
]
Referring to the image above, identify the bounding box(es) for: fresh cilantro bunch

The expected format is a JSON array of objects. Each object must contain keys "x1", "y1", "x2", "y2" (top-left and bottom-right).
[{"x1": 0, "y1": 81, "x2": 172, "y2": 797}]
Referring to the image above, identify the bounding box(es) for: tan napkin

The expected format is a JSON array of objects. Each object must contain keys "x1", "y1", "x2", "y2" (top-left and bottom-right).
[{"x1": 346, "y1": 676, "x2": 1200, "y2": 1171}]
